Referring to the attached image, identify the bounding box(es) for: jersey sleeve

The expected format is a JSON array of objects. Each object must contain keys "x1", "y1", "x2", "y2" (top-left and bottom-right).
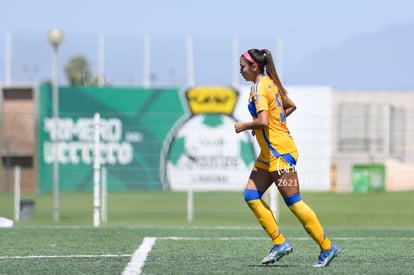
[{"x1": 254, "y1": 81, "x2": 269, "y2": 113}]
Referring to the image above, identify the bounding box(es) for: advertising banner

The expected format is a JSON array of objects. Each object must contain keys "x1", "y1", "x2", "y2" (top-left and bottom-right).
[
  {"x1": 37, "y1": 84, "x2": 256, "y2": 192},
  {"x1": 38, "y1": 84, "x2": 184, "y2": 192},
  {"x1": 161, "y1": 86, "x2": 256, "y2": 191}
]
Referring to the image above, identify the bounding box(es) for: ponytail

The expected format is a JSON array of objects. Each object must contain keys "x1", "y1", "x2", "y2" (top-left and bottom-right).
[
  {"x1": 261, "y1": 49, "x2": 288, "y2": 101},
  {"x1": 246, "y1": 48, "x2": 288, "y2": 102}
]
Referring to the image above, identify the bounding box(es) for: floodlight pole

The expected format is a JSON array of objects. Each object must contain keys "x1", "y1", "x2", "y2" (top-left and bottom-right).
[
  {"x1": 186, "y1": 36, "x2": 194, "y2": 87},
  {"x1": 48, "y1": 29, "x2": 64, "y2": 222},
  {"x1": 5, "y1": 32, "x2": 12, "y2": 85},
  {"x1": 276, "y1": 38, "x2": 283, "y2": 81},
  {"x1": 232, "y1": 36, "x2": 239, "y2": 88},
  {"x1": 143, "y1": 35, "x2": 151, "y2": 87}
]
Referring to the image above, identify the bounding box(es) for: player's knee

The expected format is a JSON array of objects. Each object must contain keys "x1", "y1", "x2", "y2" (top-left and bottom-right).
[
  {"x1": 244, "y1": 189, "x2": 263, "y2": 201},
  {"x1": 283, "y1": 193, "x2": 302, "y2": 206}
]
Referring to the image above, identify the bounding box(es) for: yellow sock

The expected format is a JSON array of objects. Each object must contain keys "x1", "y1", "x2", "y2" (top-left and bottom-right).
[
  {"x1": 246, "y1": 199, "x2": 285, "y2": 245},
  {"x1": 288, "y1": 200, "x2": 331, "y2": 250}
]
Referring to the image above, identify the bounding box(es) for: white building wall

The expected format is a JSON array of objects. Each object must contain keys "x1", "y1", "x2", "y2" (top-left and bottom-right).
[{"x1": 332, "y1": 91, "x2": 414, "y2": 191}]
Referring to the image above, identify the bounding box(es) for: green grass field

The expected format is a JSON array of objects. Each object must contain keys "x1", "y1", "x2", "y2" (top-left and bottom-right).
[{"x1": 1, "y1": 191, "x2": 413, "y2": 274}]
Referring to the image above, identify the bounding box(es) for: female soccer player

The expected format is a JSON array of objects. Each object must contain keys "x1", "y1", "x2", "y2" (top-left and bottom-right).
[{"x1": 234, "y1": 48, "x2": 339, "y2": 267}]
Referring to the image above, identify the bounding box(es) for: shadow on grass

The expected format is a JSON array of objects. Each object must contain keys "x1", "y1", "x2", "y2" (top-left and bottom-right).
[{"x1": 247, "y1": 264, "x2": 297, "y2": 268}]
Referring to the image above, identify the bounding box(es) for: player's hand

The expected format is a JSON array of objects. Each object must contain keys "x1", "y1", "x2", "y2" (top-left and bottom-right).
[{"x1": 234, "y1": 122, "x2": 244, "y2": 133}]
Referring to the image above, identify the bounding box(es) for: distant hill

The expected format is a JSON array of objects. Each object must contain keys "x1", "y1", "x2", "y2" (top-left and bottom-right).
[
  {"x1": 285, "y1": 21, "x2": 414, "y2": 91},
  {"x1": 5, "y1": 22, "x2": 414, "y2": 90}
]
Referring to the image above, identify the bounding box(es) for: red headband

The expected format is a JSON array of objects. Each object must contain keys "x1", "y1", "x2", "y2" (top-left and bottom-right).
[{"x1": 242, "y1": 51, "x2": 257, "y2": 65}]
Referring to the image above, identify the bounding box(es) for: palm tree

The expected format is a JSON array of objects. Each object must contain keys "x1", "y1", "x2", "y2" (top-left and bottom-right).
[{"x1": 64, "y1": 55, "x2": 91, "y2": 86}]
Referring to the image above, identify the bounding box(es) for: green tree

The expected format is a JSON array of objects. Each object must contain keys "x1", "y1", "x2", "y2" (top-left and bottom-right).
[
  {"x1": 65, "y1": 55, "x2": 110, "y2": 86},
  {"x1": 64, "y1": 55, "x2": 91, "y2": 86}
]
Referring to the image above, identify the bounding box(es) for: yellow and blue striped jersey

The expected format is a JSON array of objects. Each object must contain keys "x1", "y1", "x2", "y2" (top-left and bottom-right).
[{"x1": 248, "y1": 76, "x2": 297, "y2": 164}]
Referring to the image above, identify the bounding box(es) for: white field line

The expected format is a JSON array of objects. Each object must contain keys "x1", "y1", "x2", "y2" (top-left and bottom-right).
[
  {"x1": 158, "y1": 236, "x2": 414, "y2": 241},
  {"x1": 122, "y1": 237, "x2": 156, "y2": 275},
  {"x1": 0, "y1": 254, "x2": 131, "y2": 259},
  {"x1": 13, "y1": 225, "x2": 414, "y2": 232},
  {"x1": 2, "y1": 236, "x2": 413, "y2": 261}
]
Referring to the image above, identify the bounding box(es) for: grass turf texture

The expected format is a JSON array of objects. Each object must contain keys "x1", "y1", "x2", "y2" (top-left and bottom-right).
[{"x1": 0, "y1": 191, "x2": 413, "y2": 274}]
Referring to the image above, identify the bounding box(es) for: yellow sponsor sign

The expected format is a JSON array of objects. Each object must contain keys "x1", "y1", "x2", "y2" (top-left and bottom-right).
[{"x1": 185, "y1": 86, "x2": 238, "y2": 115}]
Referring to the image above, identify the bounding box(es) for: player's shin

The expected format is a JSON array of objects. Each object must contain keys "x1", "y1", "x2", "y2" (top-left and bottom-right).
[
  {"x1": 285, "y1": 193, "x2": 331, "y2": 250},
  {"x1": 244, "y1": 189, "x2": 285, "y2": 245}
]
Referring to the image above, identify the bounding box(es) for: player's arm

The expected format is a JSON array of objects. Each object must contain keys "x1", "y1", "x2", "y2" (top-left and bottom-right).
[
  {"x1": 283, "y1": 96, "x2": 296, "y2": 117},
  {"x1": 234, "y1": 110, "x2": 268, "y2": 133}
]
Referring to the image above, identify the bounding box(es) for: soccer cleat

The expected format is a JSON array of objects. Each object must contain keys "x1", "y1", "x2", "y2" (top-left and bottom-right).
[
  {"x1": 261, "y1": 241, "x2": 293, "y2": 264},
  {"x1": 313, "y1": 243, "x2": 340, "y2": 267}
]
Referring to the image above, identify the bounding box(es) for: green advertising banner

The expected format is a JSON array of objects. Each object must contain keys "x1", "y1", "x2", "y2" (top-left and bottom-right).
[
  {"x1": 161, "y1": 86, "x2": 256, "y2": 191},
  {"x1": 38, "y1": 83, "x2": 184, "y2": 192},
  {"x1": 38, "y1": 84, "x2": 257, "y2": 193}
]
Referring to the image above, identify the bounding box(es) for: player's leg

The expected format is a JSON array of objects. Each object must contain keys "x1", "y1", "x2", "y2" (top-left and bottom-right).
[
  {"x1": 244, "y1": 166, "x2": 292, "y2": 264},
  {"x1": 273, "y1": 169, "x2": 339, "y2": 267},
  {"x1": 245, "y1": 166, "x2": 284, "y2": 244},
  {"x1": 275, "y1": 169, "x2": 331, "y2": 249}
]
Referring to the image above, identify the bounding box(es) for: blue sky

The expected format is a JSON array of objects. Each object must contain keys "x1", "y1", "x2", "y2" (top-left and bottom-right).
[
  {"x1": 4, "y1": 0, "x2": 413, "y2": 46},
  {"x1": 2, "y1": 0, "x2": 414, "y2": 88}
]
